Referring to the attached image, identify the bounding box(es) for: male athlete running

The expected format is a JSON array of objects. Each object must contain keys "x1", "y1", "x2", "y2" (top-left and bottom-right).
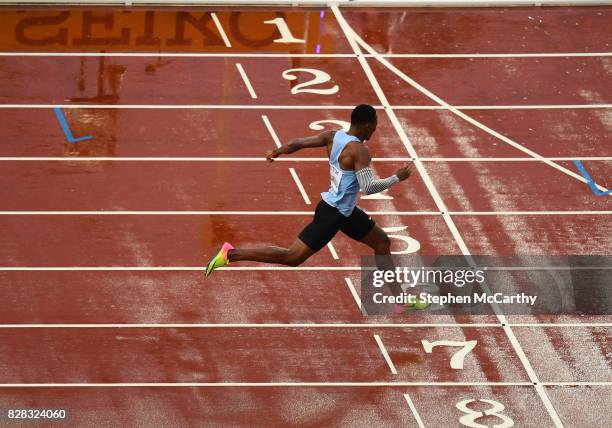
[{"x1": 205, "y1": 104, "x2": 411, "y2": 276}]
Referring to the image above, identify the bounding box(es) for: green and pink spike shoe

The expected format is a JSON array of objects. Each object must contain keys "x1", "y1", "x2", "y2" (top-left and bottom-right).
[{"x1": 205, "y1": 242, "x2": 234, "y2": 278}]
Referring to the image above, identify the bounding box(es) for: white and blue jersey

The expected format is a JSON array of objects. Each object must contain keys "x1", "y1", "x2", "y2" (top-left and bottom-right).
[{"x1": 321, "y1": 131, "x2": 362, "y2": 217}]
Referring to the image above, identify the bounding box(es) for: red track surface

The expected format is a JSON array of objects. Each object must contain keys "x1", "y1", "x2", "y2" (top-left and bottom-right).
[
  {"x1": 372, "y1": 57, "x2": 612, "y2": 106},
  {"x1": 0, "y1": 108, "x2": 407, "y2": 157},
  {"x1": 397, "y1": 109, "x2": 612, "y2": 158},
  {"x1": 0, "y1": 5, "x2": 611, "y2": 427}
]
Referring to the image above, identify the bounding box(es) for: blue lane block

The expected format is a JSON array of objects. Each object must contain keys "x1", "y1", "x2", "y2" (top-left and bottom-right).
[
  {"x1": 572, "y1": 160, "x2": 611, "y2": 196},
  {"x1": 53, "y1": 107, "x2": 93, "y2": 144}
]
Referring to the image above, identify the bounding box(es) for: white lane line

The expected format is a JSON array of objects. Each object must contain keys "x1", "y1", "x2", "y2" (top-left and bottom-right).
[
  {"x1": 373, "y1": 334, "x2": 397, "y2": 375},
  {"x1": 511, "y1": 323, "x2": 612, "y2": 327},
  {"x1": 0, "y1": 52, "x2": 612, "y2": 58},
  {"x1": 419, "y1": 157, "x2": 612, "y2": 162},
  {"x1": 1, "y1": 156, "x2": 612, "y2": 162},
  {"x1": 427, "y1": 104, "x2": 612, "y2": 110},
  {"x1": 235, "y1": 63, "x2": 258, "y2": 99},
  {"x1": 482, "y1": 266, "x2": 612, "y2": 271},
  {"x1": 344, "y1": 277, "x2": 367, "y2": 315},
  {"x1": 450, "y1": 211, "x2": 612, "y2": 215},
  {"x1": 0, "y1": 52, "x2": 354, "y2": 58},
  {"x1": 3, "y1": 52, "x2": 612, "y2": 58},
  {"x1": 0, "y1": 382, "x2": 539, "y2": 388},
  {"x1": 0, "y1": 382, "x2": 605, "y2": 387},
  {"x1": 535, "y1": 382, "x2": 567, "y2": 425},
  {"x1": 210, "y1": 13, "x2": 232, "y2": 48},
  {"x1": 379, "y1": 52, "x2": 612, "y2": 58},
  {"x1": 2, "y1": 104, "x2": 612, "y2": 110},
  {"x1": 403, "y1": 393, "x2": 426, "y2": 428},
  {"x1": 541, "y1": 382, "x2": 612, "y2": 386},
  {"x1": 0, "y1": 157, "x2": 409, "y2": 162},
  {"x1": 331, "y1": 6, "x2": 564, "y2": 427},
  {"x1": 0, "y1": 266, "x2": 362, "y2": 271},
  {"x1": 0, "y1": 323, "x2": 605, "y2": 328},
  {"x1": 0, "y1": 323, "x2": 501, "y2": 328},
  {"x1": 261, "y1": 115, "x2": 282, "y2": 148},
  {"x1": 2, "y1": 266, "x2": 610, "y2": 272},
  {"x1": 289, "y1": 168, "x2": 311, "y2": 204},
  {"x1": 327, "y1": 242, "x2": 339, "y2": 260},
  {"x1": 0, "y1": 211, "x2": 435, "y2": 215},
  {"x1": 0, "y1": 211, "x2": 609, "y2": 215},
  {"x1": 0, "y1": 104, "x2": 366, "y2": 109},
  {"x1": 0, "y1": 104, "x2": 365, "y2": 109}
]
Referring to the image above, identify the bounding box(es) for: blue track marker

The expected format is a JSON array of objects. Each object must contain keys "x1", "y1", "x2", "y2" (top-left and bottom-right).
[
  {"x1": 53, "y1": 107, "x2": 93, "y2": 143},
  {"x1": 572, "y1": 160, "x2": 612, "y2": 196}
]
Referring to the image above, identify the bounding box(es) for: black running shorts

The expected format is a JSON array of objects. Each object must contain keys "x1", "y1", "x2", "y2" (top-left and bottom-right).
[{"x1": 298, "y1": 200, "x2": 376, "y2": 252}]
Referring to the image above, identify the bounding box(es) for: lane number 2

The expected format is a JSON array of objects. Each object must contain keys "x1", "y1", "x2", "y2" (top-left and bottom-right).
[
  {"x1": 282, "y1": 68, "x2": 339, "y2": 95},
  {"x1": 309, "y1": 120, "x2": 350, "y2": 132}
]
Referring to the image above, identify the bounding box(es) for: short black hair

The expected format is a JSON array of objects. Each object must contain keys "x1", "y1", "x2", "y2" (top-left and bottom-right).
[{"x1": 351, "y1": 104, "x2": 377, "y2": 125}]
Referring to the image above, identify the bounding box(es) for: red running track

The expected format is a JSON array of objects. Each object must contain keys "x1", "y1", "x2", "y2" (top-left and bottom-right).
[
  {"x1": 0, "y1": 161, "x2": 438, "y2": 212},
  {"x1": 0, "y1": 270, "x2": 497, "y2": 325},
  {"x1": 0, "y1": 108, "x2": 408, "y2": 158},
  {"x1": 0, "y1": 57, "x2": 379, "y2": 106},
  {"x1": 0, "y1": 5, "x2": 611, "y2": 427},
  {"x1": 0, "y1": 214, "x2": 462, "y2": 266},
  {"x1": 396, "y1": 108, "x2": 612, "y2": 158}
]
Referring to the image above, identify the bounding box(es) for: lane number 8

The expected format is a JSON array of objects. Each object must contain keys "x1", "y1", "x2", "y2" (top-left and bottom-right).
[{"x1": 456, "y1": 399, "x2": 514, "y2": 428}]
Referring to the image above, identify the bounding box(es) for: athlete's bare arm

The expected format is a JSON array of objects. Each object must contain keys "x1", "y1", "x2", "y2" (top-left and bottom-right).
[
  {"x1": 351, "y1": 142, "x2": 373, "y2": 171},
  {"x1": 266, "y1": 130, "x2": 335, "y2": 161}
]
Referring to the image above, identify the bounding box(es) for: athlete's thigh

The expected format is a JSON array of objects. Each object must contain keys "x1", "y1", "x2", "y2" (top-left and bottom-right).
[
  {"x1": 358, "y1": 223, "x2": 390, "y2": 252},
  {"x1": 298, "y1": 201, "x2": 343, "y2": 252},
  {"x1": 287, "y1": 238, "x2": 315, "y2": 264}
]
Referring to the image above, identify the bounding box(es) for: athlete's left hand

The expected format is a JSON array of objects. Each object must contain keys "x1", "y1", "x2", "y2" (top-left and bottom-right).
[
  {"x1": 395, "y1": 165, "x2": 412, "y2": 181},
  {"x1": 266, "y1": 149, "x2": 280, "y2": 162}
]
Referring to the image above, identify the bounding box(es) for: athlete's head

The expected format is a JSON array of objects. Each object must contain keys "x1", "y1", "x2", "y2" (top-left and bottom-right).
[{"x1": 351, "y1": 104, "x2": 377, "y2": 140}]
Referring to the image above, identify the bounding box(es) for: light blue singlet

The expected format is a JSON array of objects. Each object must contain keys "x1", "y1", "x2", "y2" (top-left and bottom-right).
[{"x1": 321, "y1": 130, "x2": 362, "y2": 217}]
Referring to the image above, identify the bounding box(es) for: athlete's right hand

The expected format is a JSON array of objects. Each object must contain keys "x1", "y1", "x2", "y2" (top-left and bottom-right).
[
  {"x1": 266, "y1": 149, "x2": 280, "y2": 162},
  {"x1": 395, "y1": 165, "x2": 412, "y2": 181}
]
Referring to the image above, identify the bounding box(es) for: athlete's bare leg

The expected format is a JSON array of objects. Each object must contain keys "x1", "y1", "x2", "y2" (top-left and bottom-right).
[
  {"x1": 228, "y1": 239, "x2": 314, "y2": 267},
  {"x1": 360, "y1": 224, "x2": 391, "y2": 256},
  {"x1": 360, "y1": 225, "x2": 404, "y2": 298}
]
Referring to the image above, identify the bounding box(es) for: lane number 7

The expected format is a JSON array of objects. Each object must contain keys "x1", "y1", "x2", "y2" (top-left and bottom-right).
[{"x1": 421, "y1": 340, "x2": 478, "y2": 370}]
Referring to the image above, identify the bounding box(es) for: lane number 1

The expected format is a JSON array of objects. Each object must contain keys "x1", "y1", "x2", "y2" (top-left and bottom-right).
[{"x1": 264, "y1": 18, "x2": 305, "y2": 43}]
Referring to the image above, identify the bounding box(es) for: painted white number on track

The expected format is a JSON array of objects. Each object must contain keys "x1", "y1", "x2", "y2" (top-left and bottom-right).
[
  {"x1": 456, "y1": 399, "x2": 514, "y2": 428},
  {"x1": 421, "y1": 340, "x2": 477, "y2": 370},
  {"x1": 309, "y1": 120, "x2": 350, "y2": 132},
  {"x1": 263, "y1": 18, "x2": 305, "y2": 43},
  {"x1": 382, "y1": 226, "x2": 420, "y2": 254},
  {"x1": 362, "y1": 189, "x2": 394, "y2": 200},
  {"x1": 282, "y1": 68, "x2": 339, "y2": 95}
]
